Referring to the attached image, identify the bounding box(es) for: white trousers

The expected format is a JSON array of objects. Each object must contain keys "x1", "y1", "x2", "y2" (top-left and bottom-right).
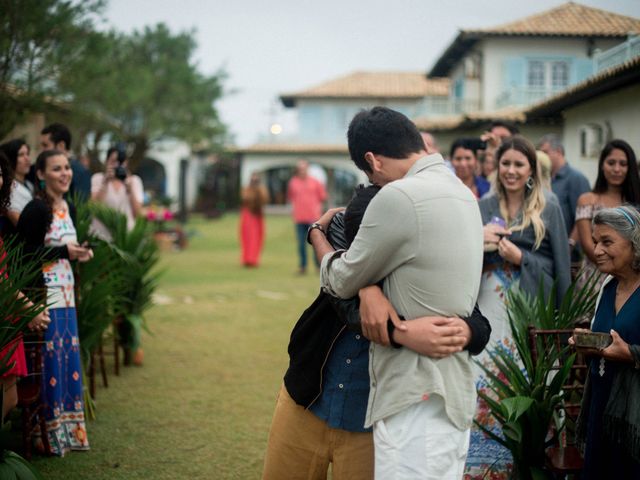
[{"x1": 373, "y1": 395, "x2": 470, "y2": 480}]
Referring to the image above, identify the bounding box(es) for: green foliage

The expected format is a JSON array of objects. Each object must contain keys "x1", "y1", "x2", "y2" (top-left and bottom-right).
[
  {"x1": 2, "y1": 2, "x2": 227, "y2": 162},
  {"x1": 0, "y1": 450, "x2": 44, "y2": 480},
  {"x1": 57, "y1": 24, "x2": 227, "y2": 168},
  {"x1": 89, "y1": 203, "x2": 162, "y2": 349},
  {"x1": 0, "y1": 239, "x2": 48, "y2": 478},
  {"x1": 477, "y1": 273, "x2": 600, "y2": 479},
  {"x1": 0, "y1": 0, "x2": 104, "y2": 137},
  {"x1": 74, "y1": 201, "x2": 127, "y2": 360},
  {"x1": 0, "y1": 239, "x2": 47, "y2": 376}
]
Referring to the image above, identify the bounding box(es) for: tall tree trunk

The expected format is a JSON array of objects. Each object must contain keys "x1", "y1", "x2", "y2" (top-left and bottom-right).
[{"x1": 128, "y1": 135, "x2": 149, "y2": 172}]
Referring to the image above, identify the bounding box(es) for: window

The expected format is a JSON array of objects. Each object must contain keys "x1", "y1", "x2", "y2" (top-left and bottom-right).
[
  {"x1": 579, "y1": 124, "x2": 605, "y2": 158},
  {"x1": 528, "y1": 61, "x2": 545, "y2": 88},
  {"x1": 528, "y1": 60, "x2": 570, "y2": 89},
  {"x1": 551, "y1": 62, "x2": 569, "y2": 89}
]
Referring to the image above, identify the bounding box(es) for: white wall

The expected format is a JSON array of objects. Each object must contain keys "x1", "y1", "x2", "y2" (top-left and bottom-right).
[
  {"x1": 562, "y1": 83, "x2": 640, "y2": 185},
  {"x1": 242, "y1": 152, "x2": 366, "y2": 188},
  {"x1": 146, "y1": 139, "x2": 202, "y2": 209}
]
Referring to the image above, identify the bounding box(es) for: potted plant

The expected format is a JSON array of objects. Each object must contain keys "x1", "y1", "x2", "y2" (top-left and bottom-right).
[
  {"x1": 476, "y1": 274, "x2": 600, "y2": 479},
  {"x1": 89, "y1": 204, "x2": 161, "y2": 366}
]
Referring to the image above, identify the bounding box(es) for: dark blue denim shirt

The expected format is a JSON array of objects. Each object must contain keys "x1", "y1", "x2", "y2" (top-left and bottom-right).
[{"x1": 309, "y1": 328, "x2": 371, "y2": 432}]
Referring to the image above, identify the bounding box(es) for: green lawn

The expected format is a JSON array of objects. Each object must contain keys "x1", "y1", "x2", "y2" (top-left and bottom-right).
[{"x1": 30, "y1": 213, "x2": 320, "y2": 479}]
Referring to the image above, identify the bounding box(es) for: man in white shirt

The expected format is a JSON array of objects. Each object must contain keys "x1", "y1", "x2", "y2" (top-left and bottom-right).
[{"x1": 309, "y1": 107, "x2": 483, "y2": 478}]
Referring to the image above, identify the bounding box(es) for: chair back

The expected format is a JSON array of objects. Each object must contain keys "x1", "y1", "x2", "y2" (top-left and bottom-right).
[{"x1": 527, "y1": 327, "x2": 587, "y2": 423}]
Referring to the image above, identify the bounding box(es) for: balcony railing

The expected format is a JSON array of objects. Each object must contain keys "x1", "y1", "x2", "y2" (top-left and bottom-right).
[
  {"x1": 420, "y1": 97, "x2": 482, "y2": 116},
  {"x1": 594, "y1": 35, "x2": 640, "y2": 73},
  {"x1": 495, "y1": 87, "x2": 569, "y2": 109}
]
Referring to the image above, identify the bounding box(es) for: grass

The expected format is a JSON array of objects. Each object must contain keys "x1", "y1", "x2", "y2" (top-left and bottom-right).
[{"x1": 29, "y1": 213, "x2": 320, "y2": 479}]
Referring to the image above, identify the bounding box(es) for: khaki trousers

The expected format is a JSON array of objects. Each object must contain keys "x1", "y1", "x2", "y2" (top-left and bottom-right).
[{"x1": 262, "y1": 385, "x2": 374, "y2": 480}]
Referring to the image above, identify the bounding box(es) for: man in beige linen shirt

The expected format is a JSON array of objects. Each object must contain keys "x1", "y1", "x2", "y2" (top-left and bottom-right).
[{"x1": 309, "y1": 107, "x2": 483, "y2": 478}]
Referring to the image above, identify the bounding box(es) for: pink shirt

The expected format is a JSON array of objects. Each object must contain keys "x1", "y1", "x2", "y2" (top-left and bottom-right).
[{"x1": 287, "y1": 176, "x2": 327, "y2": 223}]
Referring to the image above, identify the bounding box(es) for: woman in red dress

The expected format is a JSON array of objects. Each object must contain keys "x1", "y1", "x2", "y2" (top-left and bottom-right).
[
  {"x1": 240, "y1": 173, "x2": 270, "y2": 267},
  {"x1": 0, "y1": 150, "x2": 50, "y2": 418}
]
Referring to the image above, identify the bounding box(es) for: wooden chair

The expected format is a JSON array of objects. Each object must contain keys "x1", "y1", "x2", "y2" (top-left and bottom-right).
[
  {"x1": 88, "y1": 337, "x2": 109, "y2": 399},
  {"x1": 17, "y1": 336, "x2": 52, "y2": 460},
  {"x1": 527, "y1": 327, "x2": 587, "y2": 478}
]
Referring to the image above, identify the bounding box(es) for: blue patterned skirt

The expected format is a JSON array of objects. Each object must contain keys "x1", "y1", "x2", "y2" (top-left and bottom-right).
[{"x1": 35, "y1": 306, "x2": 90, "y2": 456}]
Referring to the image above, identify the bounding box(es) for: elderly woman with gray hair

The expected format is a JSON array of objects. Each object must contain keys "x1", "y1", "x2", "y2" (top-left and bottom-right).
[{"x1": 570, "y1": 205, "x2": 640, "y2": 479}]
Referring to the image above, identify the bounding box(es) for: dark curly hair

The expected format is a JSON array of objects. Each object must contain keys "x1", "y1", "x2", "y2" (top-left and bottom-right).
[
  {"x1": 0, "y1": 138, "x2": 28, "y2": 171},
  {"x1": 0, "y1": 150, "x2": 14, "y2": 214}
]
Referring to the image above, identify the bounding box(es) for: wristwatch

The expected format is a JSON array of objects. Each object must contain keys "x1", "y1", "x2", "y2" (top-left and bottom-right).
[{"x1": 306, "y1": 223, "x2": 325, "y2": 245}]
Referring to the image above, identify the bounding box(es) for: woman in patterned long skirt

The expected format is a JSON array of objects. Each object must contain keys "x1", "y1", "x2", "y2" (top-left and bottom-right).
[
  {"x1": 464, "y1": 136, "x2": 571, "y2": 479},
  {"x1": 17, "y1": 150, "x2": 93, "y2": 456}
]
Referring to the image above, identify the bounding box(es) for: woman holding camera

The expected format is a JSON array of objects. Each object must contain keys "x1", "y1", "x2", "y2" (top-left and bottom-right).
[
  {"x1": 17, "y1": 150, "x2": 93, "y2": 456},
  {"x1": 91, "y1": 147, "x2": 144, "y2": 233},
  {"x1": 465, "y1": 136, "x2": 571, "y2": 479},
  {"x1": 570, "y1": 205, "x2": 640, "y2": 479},
  {"x1": 91, "y1": 148, "x2": 145, "y2": 365}
]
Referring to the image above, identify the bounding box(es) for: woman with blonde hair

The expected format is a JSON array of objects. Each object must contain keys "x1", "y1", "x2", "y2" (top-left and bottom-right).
[{"x1": 465, "y1": 135, "x2": 571, "y2": 479}]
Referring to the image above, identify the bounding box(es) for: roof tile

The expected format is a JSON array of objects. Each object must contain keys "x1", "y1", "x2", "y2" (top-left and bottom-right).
[
  {"x1": 471, "y1": 2, "x2": 640, "y2": 37},
  {"x1": 281, "y1": 71, "x2": 449, "y2": 104}
]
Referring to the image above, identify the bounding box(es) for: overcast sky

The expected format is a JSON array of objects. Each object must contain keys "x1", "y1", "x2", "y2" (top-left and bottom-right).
[{"x1": 104, "y1": 0, "x2": 640, "y2": 146}]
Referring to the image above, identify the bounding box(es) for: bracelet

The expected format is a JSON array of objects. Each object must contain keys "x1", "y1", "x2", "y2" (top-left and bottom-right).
[
  {"x1": 306, "y1": 223, "x2": 325, "y2": 245},
  {"x1": 387, "y1": 318, "x2": 403, "y2": 349}
]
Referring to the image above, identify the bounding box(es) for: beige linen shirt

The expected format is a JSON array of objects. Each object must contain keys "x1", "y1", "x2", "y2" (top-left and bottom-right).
[{"x1": 320, "y1": 153, "x2": 483, "y2": 430}]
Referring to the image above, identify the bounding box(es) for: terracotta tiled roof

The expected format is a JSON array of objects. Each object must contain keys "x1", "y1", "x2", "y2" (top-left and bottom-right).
[
  {"x1": 526, "y1": 55, "x2": 640, "y2": 118},
  {"x1": 429, "y1": 3, "x2": 640, "y2": 77},
  {"x1": 281, "y1": 71, "x2": 449, "y2": 107},
  {"x1": 234, "y1": 143, "x2": 348, "y2": 155},
  {"x1": 413, "y1": 107, "x2": 525, "y2": 132},
  {"x1": 469, "y1": 2, "x2": 640, "y2": 37}
]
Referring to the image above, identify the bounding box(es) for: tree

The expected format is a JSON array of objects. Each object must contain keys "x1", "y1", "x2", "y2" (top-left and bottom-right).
[
  {"x1": 58, "y1": 24, "x2": 227, "y2": 169},
  {"x1": 0, "y1": 0, "x2": 103, "y2": 137}
]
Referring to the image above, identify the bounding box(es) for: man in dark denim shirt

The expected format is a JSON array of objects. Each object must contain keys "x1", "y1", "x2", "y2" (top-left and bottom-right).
[{"x1": 262, "y1": 185, "x2": 491, "y2": 480}]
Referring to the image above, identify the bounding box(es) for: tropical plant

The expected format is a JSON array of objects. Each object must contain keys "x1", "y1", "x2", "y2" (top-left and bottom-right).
[
  {"x1": 0, "y1": 239, "x2": 46, "y2": 479},
  {"x1": 0, "y1": 239, "x2": 47, "y2": 375},
  {"x1": 476, "y1": 273, "x2": 600, "y2": 479},
  {"x1": 73, "y1": 200, "x2": 127, "y2": 361},
  {"x1": 88, "y1": 203, "x2": 161, "y2": 351}
]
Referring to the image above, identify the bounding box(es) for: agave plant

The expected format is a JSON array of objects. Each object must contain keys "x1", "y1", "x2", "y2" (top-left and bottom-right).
[{"x1": 476, "y1": 272, "x2": 600, "y2": 479}]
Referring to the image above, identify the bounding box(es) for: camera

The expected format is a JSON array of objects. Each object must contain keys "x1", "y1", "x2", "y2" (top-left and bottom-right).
[
  {"x1": 115, "y1": 165, "x2": 128, "y2": 181},
  {"x1": 114, "y1": 148, "x2": 127, "y2": 181},
  {"x1": 463, "y1": 138, "x2": 488, "y2": 151}
]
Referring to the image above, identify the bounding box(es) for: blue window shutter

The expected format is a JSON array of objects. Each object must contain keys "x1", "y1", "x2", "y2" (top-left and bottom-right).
[
  {"x1": 573, "y1": 58, "x2": 594, "y2": 84},
  {"x1": 454, "y1": 78, "x2": 464, "y2": 99},
  {"x1": 504, "y1": 58, "x2": 526, "y2": 88}
]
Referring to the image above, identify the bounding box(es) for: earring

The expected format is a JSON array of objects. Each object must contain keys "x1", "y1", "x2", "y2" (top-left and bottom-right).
[
  {"x1": 525, "y1": 176, "x2": 534, "y2": 191},
  {"x1": 39, "y1": 179, "x2": 45, "y2": 190}
]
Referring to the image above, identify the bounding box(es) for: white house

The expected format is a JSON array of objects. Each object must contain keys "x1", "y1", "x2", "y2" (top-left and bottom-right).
[
  {"x1": 415, "y1": 2, "x2": 640, "y2": 152},
  {"x1": 527, "y1": 38, "x2": 640, "y2": 184},
  {"x1": 239, "y1": 72, "x2": 450, "y2": 205}
]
